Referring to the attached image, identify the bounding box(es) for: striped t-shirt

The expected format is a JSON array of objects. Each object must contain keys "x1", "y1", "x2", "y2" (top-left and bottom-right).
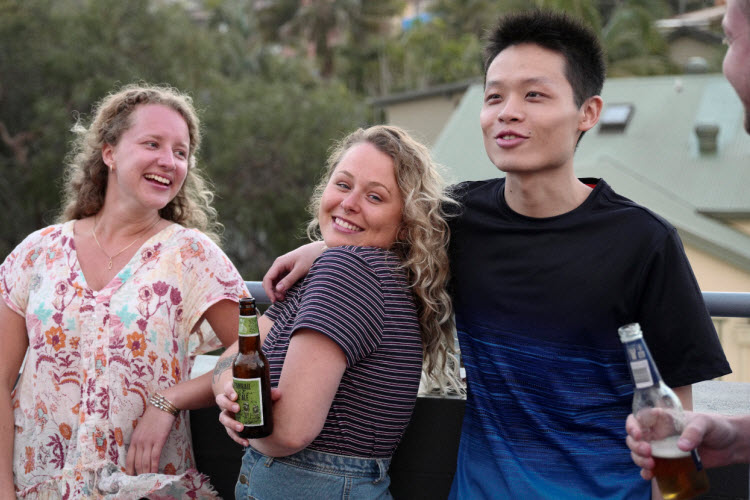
[{"x1": 262, "y1": 245, "x2": 423, "y2": 458}]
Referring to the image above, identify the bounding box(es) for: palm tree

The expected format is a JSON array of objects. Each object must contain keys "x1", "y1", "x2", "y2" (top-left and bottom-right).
[
  {"x1": 429, "y1": 0, "x2": 527, "y2": 37},
  {"x1": 256, "y1": 0, "x2": 404, "y2": 78},
  {"x1": 536, "y1": 0, "x2": 602, "y2": 33},
  {"x1": 602, "y1": 0, "x2": 676, "y2": 76}
]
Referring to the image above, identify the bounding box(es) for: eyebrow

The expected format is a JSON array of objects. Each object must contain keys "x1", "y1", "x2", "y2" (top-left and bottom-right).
[
  {"x1": 141, "y1": 133, "x2": 189, "y2": 149},
  {"x1": 485, "y1": 76, "x2": 556, "y2": 89},
  {"x1": 334, "y1": 169, "x2": 393, "y2": 194}
]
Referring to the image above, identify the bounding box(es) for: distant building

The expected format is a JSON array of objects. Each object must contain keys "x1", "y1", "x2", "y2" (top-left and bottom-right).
[
  {"x1": 369, "y1": 79, "x2": 478, "y2": 148},
  {"x1": 657, "y1": 3, "x2": 727, "y2": 73}
]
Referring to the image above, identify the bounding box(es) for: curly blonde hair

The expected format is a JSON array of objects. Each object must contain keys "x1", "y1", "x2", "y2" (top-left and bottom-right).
[
  {"x1": 307, "y1": 125, "x2": 460, "y2": 390},
  {"x1": 59, "y1": 83, "x2": 220, "y2": 242}
]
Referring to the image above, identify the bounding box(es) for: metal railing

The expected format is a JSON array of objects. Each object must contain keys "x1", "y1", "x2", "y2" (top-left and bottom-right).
[
  {"x1": 703, "y1": 292, "x2": 750, "y2": 318},
  {"x1": 247, "y1": 281, "x2": 750, "y2": 318}
]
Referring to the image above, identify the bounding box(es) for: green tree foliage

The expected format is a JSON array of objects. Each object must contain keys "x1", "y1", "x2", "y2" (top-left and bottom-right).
[
  {"x1": 0, "y1": 0, "x2": 698, "y2": 278},
  {"x1": 202, "y1": 74, "x2": 367, "y2": 276},
  {"x1": 0, "y1": 0, "x2": 366, "y2": 279},
  {"x1": 352, "y1": 18, "x2": 483, "y2": 95},
  {"x1": 362, "y1": 0, "x2": 677, "y2": 96},
  {"x1": 537, "y1": 0, "x2": 603, "y2": 32},
  {"x1": 428, "y1": 0, "x2": 527, "y2": 37},
  {"x1": 603, "y1": 0, "x2": 678, "y2": 76},
  {"x1": 254, "y1": 0, "x2": 405, "y2": 78}
]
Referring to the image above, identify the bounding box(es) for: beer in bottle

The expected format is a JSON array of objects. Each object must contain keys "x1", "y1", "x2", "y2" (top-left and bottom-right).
[
  {"x1": 233, "y1": 297, "x2": 273, "y2": 439},
  {"x1": 618, "y1": 323, "x2": 709, "y2": 500}
]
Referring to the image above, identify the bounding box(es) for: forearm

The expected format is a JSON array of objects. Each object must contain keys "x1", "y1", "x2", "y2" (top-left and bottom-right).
[
  {"x1": 212, "y1": 344, "x2": 237, "y2": 397},
  {"x1": 160, "y1": 372, "x2": 215, "y2": 411}
]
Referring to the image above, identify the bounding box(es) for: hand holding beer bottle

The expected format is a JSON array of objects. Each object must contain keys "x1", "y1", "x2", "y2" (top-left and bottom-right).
[
  {"x1": 233, "y1": 298, "x2": 274, "y2": 439},
  {"x1": 619, "y1": 323, "x2": 709, "y2": 500}
]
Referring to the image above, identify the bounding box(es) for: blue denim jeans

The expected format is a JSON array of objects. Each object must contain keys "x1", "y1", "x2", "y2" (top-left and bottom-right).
[{"x1": 235, "y1": 446, "x2": 393, "y2": 500}]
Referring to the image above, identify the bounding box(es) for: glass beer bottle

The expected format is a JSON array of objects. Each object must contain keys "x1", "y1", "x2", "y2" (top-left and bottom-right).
[
  {"x1": 233, "y1": 297, "x2": 273, "y2": 439},
  {"x1": 618, "y1": 323, "x2": 709, "y2": 500}
]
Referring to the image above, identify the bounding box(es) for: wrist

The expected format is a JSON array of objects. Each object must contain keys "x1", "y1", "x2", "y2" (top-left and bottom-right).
[
  {"x1": 729, "y1": 415, "x2": 750, "y2": 463},
  {"x1": 148, "y1": 393, "x2": 180, "y2": 417}
]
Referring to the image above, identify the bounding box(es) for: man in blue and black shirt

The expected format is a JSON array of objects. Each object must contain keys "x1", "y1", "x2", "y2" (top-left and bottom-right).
[{"x1": 446, "y1": 9, "x2": 730, "y2": 500}]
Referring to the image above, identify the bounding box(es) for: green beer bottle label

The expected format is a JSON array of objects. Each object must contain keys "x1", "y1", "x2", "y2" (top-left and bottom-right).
[
  {"x1": 238, "y1": 315, "x2": 259, "y2": 337},
  {"x1": 233, "y1": 377, "x2": 264, "y2": 427}
]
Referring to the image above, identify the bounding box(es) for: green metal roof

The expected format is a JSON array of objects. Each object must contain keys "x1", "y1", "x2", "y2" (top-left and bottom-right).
[{"x1": 432, "y1": 74, "x2": 750, "y2": 272}]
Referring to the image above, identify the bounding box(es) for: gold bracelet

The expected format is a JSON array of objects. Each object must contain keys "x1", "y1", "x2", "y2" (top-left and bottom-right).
[{"x1": 148, "y1": 393, "x2": 180, "y2": 416}]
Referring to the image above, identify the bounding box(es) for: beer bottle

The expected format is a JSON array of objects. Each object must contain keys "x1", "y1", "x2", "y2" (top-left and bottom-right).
[
  {"x1": 618, "y1": 323, "x2": 709, "y2": 500},
  {"x1": 233, "y1": 297, "x2": 273, "y2": 439}
]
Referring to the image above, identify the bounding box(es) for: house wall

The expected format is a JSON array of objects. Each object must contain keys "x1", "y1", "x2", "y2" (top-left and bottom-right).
[
  {"x1": 685, "y1": 244, "x2": 750, "y2": 292},
  {"x1": 730, "y1": 219, "x2": 750, "y2": 236},
  {"x1": 668, "y1": 37, "x2": 725, "y2": 71},
  {"x1": 684, "y1": 243, "x2": 750, "y2": 382},
  {"x1": 384, "y1": 94, "x2": 465, "y2": 147}
]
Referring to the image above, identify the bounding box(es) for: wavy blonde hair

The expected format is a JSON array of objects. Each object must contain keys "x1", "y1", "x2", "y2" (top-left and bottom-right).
[
  {"x1": 59, "y1": 83, "x2": 220, "y2": 242},
  {"x1": 307, "y1": 125, "x2": 460, "y2": 390}
]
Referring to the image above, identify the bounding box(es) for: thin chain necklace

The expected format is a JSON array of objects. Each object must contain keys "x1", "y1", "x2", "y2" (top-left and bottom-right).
[{"x1": 92, "y1": 215, "x2": 161, "y2": 270}]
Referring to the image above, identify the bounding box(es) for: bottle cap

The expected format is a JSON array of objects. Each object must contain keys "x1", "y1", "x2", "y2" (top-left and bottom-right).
[{"x1": 618, "y1": 322, "x2": 642, "y2": 342}]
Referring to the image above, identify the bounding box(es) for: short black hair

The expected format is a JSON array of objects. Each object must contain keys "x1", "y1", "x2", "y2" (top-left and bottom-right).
[{"x1": 484, "y1": 10, "x2": 605, "y2": 108}]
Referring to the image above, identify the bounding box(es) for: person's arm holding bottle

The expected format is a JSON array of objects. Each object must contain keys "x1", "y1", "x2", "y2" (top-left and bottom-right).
[
  {"x1": 627, "y1": 410, "x2": 750, "y2": 477},
  {"x1": 213, "y1": 325, "x2": 345, "y2": 456}
]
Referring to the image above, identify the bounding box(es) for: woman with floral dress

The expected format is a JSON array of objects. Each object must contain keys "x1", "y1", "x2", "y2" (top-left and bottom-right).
[{"x1": 0, "y1": 83, "x2": 248, "y2": 498}]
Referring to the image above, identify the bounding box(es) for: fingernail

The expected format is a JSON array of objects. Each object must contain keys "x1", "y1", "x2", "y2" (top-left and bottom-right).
[{"x1": 678, "y1": 437, "x2": 692, "y2": 449}]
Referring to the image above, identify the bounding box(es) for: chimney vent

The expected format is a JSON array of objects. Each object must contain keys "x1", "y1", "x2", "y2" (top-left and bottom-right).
[
  {"x1": 695, "y1": 124, "x2": 719, "y2": 154},
  {"x1": 685, "y1": 56, "x2": 708, "y2": 74}
]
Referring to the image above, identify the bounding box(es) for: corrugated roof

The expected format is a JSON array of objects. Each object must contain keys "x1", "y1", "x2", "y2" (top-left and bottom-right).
[
  {"x1": 369, "y1": 78, "x2": 480, "y2": 107},
  {"x1": 432, "y1": 74, "x2": 750, "y2": 272}
]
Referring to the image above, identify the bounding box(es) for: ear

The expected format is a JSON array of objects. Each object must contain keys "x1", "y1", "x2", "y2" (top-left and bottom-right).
[
  {"x1": 101, "y1": 143, "x2": 114, "y2": 168},
  {"x1": 397, "y1": 222, "x2": 408, "y2": 242},
  {"x1": 578, "y1": 95, "x2": 603, "y2": 133}
]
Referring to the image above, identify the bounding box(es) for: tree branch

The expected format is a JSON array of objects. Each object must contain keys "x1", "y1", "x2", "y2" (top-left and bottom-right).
[{"x1": 0, "y1": 121, "x2": 34, "y2": 166}]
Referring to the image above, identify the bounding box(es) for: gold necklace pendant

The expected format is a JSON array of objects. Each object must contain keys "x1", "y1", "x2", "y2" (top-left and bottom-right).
[{"x1": 92, "y1": 215, "x2": 161, "y2": 271}]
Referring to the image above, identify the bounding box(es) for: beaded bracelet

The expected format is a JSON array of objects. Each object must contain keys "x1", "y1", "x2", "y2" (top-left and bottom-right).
[{"x1": 148, "y1": 393, "x2": 180, "y2": 417}]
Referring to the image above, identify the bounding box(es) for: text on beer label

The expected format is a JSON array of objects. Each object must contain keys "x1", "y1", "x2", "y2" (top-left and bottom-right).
[
  {"x1": 630, "y1": 359, "x2": 654, "y2": 388},
  {"x1": 233, "y1": 377, "x2": 264, "y2": 427}
]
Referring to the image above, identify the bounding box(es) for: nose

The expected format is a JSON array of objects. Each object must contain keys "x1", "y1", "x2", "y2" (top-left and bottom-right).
[
  {"x1": 340, "y1": 192, "x2": 359, "y2": 213},
  {"x1": 497, "y1": 94, "x2": 523, "y2": 123},
  {"x1": 157, "y1": 147, "x2": 176, "y2": 170}
]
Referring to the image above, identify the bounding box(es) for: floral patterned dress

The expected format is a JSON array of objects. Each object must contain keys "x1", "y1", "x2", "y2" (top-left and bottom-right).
[{"x1": 0, "y1": 221, "x2": 248, "y2": 499}]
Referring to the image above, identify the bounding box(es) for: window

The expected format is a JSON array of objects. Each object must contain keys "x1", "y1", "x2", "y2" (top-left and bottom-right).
[{"x1": 599, "y1": 103, "x2": 634, "y2": 132}]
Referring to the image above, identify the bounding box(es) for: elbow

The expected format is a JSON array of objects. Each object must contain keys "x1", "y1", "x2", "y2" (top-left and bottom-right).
[
  {"x1": 277, "y1": 430, "x2": 316, "y2": 454},
  {"x1": 263, "y1": 427, "x2": 317, "y2": 457}
]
